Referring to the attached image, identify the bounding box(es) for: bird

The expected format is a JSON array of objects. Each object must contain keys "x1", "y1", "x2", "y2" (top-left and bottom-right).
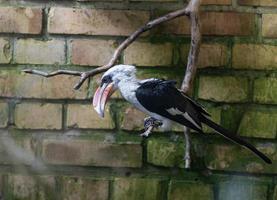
[{"x1": 93, "y1": 64, "x2": 272, "y2": 164}]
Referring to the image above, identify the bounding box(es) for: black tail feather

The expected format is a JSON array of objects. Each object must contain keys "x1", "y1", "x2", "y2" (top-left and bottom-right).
[{"x1": 201, "y1": 116, "x2": 272, "y2": 164}]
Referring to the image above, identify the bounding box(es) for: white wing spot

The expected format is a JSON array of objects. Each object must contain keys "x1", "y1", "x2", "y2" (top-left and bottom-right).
[
  {"x1": 166, "y1": 108, "x2": 183, "y2": 115},
  {"x1": 183, "y1": 112, "x2": 201, "y2": 129}
]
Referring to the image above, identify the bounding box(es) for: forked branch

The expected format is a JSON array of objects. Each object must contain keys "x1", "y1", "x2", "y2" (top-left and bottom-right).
[{"x1": 24, "y1": 6, "x2": 191, "y2": 90}]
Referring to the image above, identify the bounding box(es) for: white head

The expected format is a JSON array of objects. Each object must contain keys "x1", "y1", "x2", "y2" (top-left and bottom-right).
[{"x1": 93, "y1": 65, "x2": 136, "y2": 117}]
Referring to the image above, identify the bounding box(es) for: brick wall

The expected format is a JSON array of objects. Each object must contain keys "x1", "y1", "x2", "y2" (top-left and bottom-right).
[{"x1": 0, "y1": 0, "x2": 276, "y2": 200}]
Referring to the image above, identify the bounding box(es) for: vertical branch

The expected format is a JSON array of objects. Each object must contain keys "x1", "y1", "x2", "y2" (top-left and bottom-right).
[{"x1": 181, "y1": 0, "x2": 202, "y2": 169}]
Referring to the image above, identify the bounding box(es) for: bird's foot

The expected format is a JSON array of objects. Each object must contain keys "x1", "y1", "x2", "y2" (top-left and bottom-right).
[{"x1": 140, "y1": 117, "x2": 162, "y2": 137}]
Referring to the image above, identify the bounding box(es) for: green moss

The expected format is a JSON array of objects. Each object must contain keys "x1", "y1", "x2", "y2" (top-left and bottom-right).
[{"x1": 168, "y1": 181, "x2": 214, "y2": 200}]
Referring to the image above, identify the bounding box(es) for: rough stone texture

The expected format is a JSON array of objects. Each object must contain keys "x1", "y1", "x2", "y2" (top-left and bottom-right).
[
  {"x1": 168, "y1": 181, "x2": 214, "y2": 200},
  {"x1": 147, "y1": 138, "x2": 184, "y2": 167},
  {"x1": 0, "y1": 71, "x2": 88, "y2": 99},
  {"x1": 15, "y1": 103, "x2": 62, "y2": 129},
  {"x1": 238, "y1": 110, "x2": 277, "y2": 139},
  {"x1": 124, "y1": 42, "x2": 173, "y2": 66},
  {"x1": 15, "y1": 39, "x2": 65, "y2": 65},
  {"x1": 205, "y1": 142, "x2": 276, "y2": 173},
  {"x1": 113, "y1": 178, "x2": 166, "y2": 200},
  {"x1": 42, "y1": 138, "x2": 142, "y2": 167},
  {"x1": 238, "y1": 0, "x2": 277, "y2": 6},
  {"x1": 202, "y1": 0, "x2": 231, "y2": 4},
  {"x1": 0, "y1": 7, "x2": 42, "y2": 34},
  {"x1": 218, "y1": 182, "x2": 268, "y2": 200},
  {"x1": 121, "y1": 107, "x2": 146, "y2": 131},
  {"x1": 0, "y1": 136, "x2": 36, "y2": 165},
  {"x1": 67, "y1": 104, "x2": 115, "y2": 129},
  {"x1": 71, "y1": 39, "x2": 116, "y2": 66},
  {"x1": 0, "y1": 102, "x2": 8, "y2": 128},
  {"x1": 253, "y1": 78, "x2": 277, "y2": 104},
  {"x1": 198, "y1": 76, "x2": 249, "y2": 102},
  {"x1": 61, "y1": 177, "x2": 109, "y2": 200},
  {"x1": 7, "y1": 175, "x2": 37, "y2": 200},
  {"x1": 262, "y1": 14, "x2": 277, "y2": 38},
  {"x1": 48, "y1": 8, "x2": 150, "y2": 36},
  {"x1": 181, "y1": 43, "x2": 228, "y2": 68},
  {"x1": 232, "y1": 44, "x2": 277, "y2": 70},
  {"x1": 274, "y1": 186, "x2": 277, "y2": 200},
  {"x1": 37, "y1": 176, "x2": 57, "y2": 200},
  {"x1": 157, "y1": 12, "x2": 254, "y2": 35},
  {"x1": 0, "y1": 38, "x2": 11, "y2": 63},
  {"x1": 201, "y1": 12, "x2": 254, "y2": 36}
]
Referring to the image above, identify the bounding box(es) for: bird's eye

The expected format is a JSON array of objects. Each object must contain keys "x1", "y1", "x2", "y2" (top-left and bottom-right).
[{"x1": 101, "y1": 75, "x2": 112, "y2": 86}]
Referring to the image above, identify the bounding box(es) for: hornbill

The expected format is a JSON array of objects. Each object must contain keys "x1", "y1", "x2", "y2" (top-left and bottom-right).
[{"x1": 93, "y1": 65, "x2": 272, "y2": 164}]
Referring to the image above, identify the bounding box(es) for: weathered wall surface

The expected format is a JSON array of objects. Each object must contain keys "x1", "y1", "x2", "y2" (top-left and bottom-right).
[{"x1": 0, "y1": 0, "x2": 276, "y2": 199}]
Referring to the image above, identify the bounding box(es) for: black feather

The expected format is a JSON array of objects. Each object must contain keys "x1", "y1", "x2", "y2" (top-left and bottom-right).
[
  {"x1": 135, "y1": 79, "x2": 272, "y2": 164},
  {"x1": 201, "y1": 116, "x2": 272, "y2": 164}
]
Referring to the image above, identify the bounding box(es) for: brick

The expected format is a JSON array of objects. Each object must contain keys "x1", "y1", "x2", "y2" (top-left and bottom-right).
[
  {"x1": 233, "y1": 44, "x2": 277, "y2": 70},
  {"x1": 42, "y1": 138, "x2": 142, "y2": 167},
  {"x1": 15, "y1": 39, "x2": 65, "y2": 65},
  {"x1": 0, "y1": 136, "x2": 37, "y2": 165},
  {"x1": 168, "y1": 181, "x2": 214, "y2": 200},
  {"x1": 113, "y1": 178, "x2": 166, "y2": 200},
  {"x1": 15, "y1": 103, "x2": 62, "y2": 129},
  {"x1": 201, "y1": 12, "x2": 254, "y2": 36},
  {"x1": 147, "y1": 137, "x2": 184, "y2": 167},
  {"x1": 37, "y1": 176, "x2": 57, "y2": 200},
  {"x1": 48, "y1": 8, "x2": 150, "y2": 36},
  {"x1": 124, "y1": 42, "x2": 173, "y2": 66},
  {"x1": 198, "y1": 76, "x2": 249, "y2": 102},
  {"x1": 254, "y1": 78, "x2": 277, "y2": 104},
  {"x1": 181, "y1": 43, "x2": 228, "y2": 68},
  {"x1": 0, "y1": 7, "x2": 42, "y2": 34},
  {"x1": 202, "y1": 0, "x2": 231, "y2": 4},
  {"x1": 71, "y1": 39, "x2": 116, "y2": 66},
  {"x1": 0, "y1": 38, "x2": 11, "y2": 63},
  {"x1": 262, "y1": 14, "x2": 277, "y2": 38},
  {"x1": 157, "y1": 12, "x2": 254, "y2": 36},
  {"x1": 205, "y1": 142, "x2": 277, "y2": 173},
  {"x1": 238, "y1": 110, "x2": 277, "y2": 139},
  {"x1": 67, "y1": 104, "x2": 115, "y2": 129},
  {"x1": 221, "y1": 105, "x2": 245, "y2": 133},
  {"x1": 121, "y1": 107, "x2": 146, "y2": 131},
  {"x1": 0, "y1": 71, "x2": 88, "y2": 99},
  {"x1": 7, "y1": 175, "x2": 37, "y2": 200},
  {"x1": 0, "y1": 102, "x2": 8, "y2": 128},
  {"x1": 61, "y1": 177, "x2": 109, "y2": 200},
  {"x1": 238, "y1": 0, "x2": 277, "y2": 6},
  {"x1": 218, "y1": 182, "x2": 268, "y2": 200}
]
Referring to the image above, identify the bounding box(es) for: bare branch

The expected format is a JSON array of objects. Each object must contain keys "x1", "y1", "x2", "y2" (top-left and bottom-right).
[
  {"x1": 180, "y1": 0, "x2": 202, "y2": 169},
  {"x1": 181, "y1": 0, "x2": 202, "y2": 94},
  {"x1": 24, "y1": 7, "x2": 190, "y2": 90},
  {"x1": 23, "y1": 69, "x2": 82, "y2": 77}
]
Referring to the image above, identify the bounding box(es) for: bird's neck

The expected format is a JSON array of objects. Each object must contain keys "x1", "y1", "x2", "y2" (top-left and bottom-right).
[{"x1": 117, "y1": 76, "x2": 140, "y2": 101}]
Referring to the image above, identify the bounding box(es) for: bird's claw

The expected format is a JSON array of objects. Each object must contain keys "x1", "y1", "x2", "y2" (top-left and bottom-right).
[
  {"x1": 144, "y1": 117, "x2": 162, "y2": 130},
  {"x1": 140, "y1": 126, "x2": 153, "y2": 137},
  {"x1": 140, "y1": 117, "x2": 162, "y2": 137}
]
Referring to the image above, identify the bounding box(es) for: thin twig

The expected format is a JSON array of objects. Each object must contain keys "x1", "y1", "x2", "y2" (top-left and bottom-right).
[
  {"x1": 23, "y1": 7, "x2": 190, "y2": 90},
  {"x1": 181, "y1": 0, "x2": 202, "y2": 169},
  {"x1": 22, "y1": 69, "x2": 82, "y2": 77}
]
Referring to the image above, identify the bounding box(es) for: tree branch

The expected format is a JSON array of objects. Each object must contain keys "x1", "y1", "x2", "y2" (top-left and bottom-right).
[
  {"x1": 180, "y1": 0, "x2": 202, "y2": 169},
  {"x1": 23, "y1": 7, "x2": 190, "y2": 90}
]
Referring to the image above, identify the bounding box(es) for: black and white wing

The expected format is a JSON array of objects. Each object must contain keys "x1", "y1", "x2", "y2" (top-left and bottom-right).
[{"x1": 136, "y1": 79, "x2": 209, "y2": 132}]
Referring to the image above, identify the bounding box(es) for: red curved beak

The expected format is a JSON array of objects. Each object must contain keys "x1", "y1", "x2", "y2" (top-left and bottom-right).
[{"x1": 93, "y1": 82, "x2": 115, "y2": 118}]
